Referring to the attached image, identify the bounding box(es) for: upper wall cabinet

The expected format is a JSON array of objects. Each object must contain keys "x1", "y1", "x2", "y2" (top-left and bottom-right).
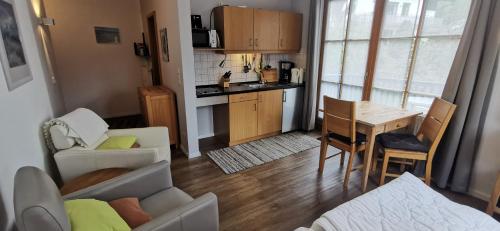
[
  {"x1": 215, "y1": 6, "x2": 302, "y2": 53},
  {"x1": 279, "y1": 12, "x2": 303, "y2": 51},
  {"x1": 254, "y1": 9, "x2": 280, "y2": 51}
]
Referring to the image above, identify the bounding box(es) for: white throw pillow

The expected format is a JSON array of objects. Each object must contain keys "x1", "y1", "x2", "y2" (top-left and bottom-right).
[{"x1": 50, "y1": 125, "x2": 76, "y2": 150}]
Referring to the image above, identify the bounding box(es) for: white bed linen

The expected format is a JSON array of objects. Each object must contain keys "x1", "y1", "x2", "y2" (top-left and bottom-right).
[{"x1": 302, "y1": 172, "x2": 500, "y2": 231}]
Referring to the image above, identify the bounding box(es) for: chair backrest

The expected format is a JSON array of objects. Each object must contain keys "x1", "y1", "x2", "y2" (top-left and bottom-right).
[
  {"x1": 416, "y1": 97, "x2": 456, "y2": 158},
  {"x1": 322, "y1": 96, "x2": 356, "y2": 143},
  {"x1": 14, "y1": 166, "x2": 71, "y2": 231}
]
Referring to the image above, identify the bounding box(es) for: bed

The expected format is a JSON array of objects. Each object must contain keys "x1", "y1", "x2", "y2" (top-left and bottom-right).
[{"x1": 298, "y1": 172, "x2": 500, "y2": 231}]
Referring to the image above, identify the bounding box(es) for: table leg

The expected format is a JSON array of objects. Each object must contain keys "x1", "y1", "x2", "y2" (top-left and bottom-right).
[{"x1": 362, "y1": 127, "x2": 377, "y2": 192}]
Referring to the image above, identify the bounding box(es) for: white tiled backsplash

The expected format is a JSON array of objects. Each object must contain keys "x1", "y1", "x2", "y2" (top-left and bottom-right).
[{"x1": 194, "y1": 50, "x2": 288, "y2": 86}]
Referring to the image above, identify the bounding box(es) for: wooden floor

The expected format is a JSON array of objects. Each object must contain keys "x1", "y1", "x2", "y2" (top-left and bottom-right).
[{"x1": 170, "y1": 133, "x2": 499, "y2": 231}]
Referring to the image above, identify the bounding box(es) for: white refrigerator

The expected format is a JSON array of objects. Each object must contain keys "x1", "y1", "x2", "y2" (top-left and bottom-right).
[{"x1": 282, "y1": 87, "x2": 304, "y2": 133}]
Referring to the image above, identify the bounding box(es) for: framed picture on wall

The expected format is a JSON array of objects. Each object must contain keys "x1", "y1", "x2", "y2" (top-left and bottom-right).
[
  {"x1": 0, "y1": 0, "x2": 31, "y2": 91},
  {"x1": 160, "y1": 28, "x2": 169, "y2": 62}
]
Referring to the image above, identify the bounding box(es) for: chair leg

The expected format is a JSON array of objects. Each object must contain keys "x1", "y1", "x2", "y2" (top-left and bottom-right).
[
  {"x1": 371, "y1": 143, "x2": 380, "y2": 173},
  {"x1": 339, "y1": 151, "x2": 346, "y2": 167},
  {"x1": 318, "y1": 137, "x2": 328, "y2": 174},
  {"x1": 424, "y1": 159, "x2": 432, "y2": 185},
  {"x1": 343, "y1": 148, "x2": 356, "y2": 189},
  {"x1": 380, "y1": 153, "x2": 390, "y2": 186}
]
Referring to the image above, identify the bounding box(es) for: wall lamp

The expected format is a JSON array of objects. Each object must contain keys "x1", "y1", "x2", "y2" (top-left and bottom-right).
[{"x1": 38, "y1": 17, "x2": 55, "y2": 26}]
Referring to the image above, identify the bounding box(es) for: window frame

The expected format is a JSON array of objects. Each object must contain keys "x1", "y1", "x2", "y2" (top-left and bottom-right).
[{"x1": 315, "y1": 0, "x2": 470, "y2": 119}]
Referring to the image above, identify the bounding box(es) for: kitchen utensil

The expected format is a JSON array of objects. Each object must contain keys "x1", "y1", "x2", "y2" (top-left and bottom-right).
[{"x1": 219, "y1": 54, "x2": 226, "y2": 68}]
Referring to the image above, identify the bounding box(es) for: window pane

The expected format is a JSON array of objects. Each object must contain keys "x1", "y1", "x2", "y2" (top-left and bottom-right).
[
  {"x1": 373, "y1": 39, "x2": 413, "y2": 91},
  {"x1": 410, "y1": 38, "x2": 460, "y2": 96},
  {"x1": 407, "y1": 94, "x2": 435, "y2": 112},
  {"x1": 342, "y1": 41, "x2": 369, "y2": 87},
  {"x1": 322, "y1": 42, "x2": 343, "y2": 83},
  {"x1": 347, "y1": 0, "x2": 375, "y2": 39},
  {"x1": 421, "y1": 0, "x2": 472, "y2": 36},
  {"x1": 319, "y1": 82, "x2": 340, "y2": 114},
  {"x1": 371, "y1": 88, "x2": 403, "y2": 107},
  {"x1": 340, "y1": 85, "x2": 363, "y2": 101},
  {"x1": 380, "y1": 0, "x2": 420, "y2": 38},
  {"x1": 325, "y1": 0, "x2": 348, "y2": 40}
]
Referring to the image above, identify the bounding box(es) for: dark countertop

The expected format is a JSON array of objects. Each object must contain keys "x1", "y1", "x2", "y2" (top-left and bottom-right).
[{"x1": 196, "y1": 82, "x2": 304, "y2": 98}]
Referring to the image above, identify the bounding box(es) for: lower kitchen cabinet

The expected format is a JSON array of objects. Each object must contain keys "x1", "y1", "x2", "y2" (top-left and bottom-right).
[
  {"x1": 228, "y1": 90, "x2": 283, "y2": 146},
  {"x1": 258, "y1": 89, "x2": 283, "y2": 135},
  {"x1": 229, "y1": 99, "x2": 258, "y2": 143}
]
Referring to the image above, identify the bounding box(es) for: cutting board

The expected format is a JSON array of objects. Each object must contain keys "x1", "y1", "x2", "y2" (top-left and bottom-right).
[{"x1": 261, "y1": 68, "x2": 278, "y2": 82}]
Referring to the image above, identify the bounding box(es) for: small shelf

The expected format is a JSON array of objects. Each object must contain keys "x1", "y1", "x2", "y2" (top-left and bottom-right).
[{"x1": 193, "y1": 47, "x2": 225, "y2": 51}]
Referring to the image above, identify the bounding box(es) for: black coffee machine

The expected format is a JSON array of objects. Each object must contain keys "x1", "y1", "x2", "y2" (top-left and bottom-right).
[{"x1": 279, "y1": 61, "x2": 295, "y2": 83}]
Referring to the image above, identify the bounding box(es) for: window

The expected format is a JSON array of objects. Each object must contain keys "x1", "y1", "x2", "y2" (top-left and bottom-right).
[
  {"x1": 319, "y1": 0, "x2": 375, "y2": 116},
  {"x1": 317, "y1": 0, "x2": 471, "y2": 117}
]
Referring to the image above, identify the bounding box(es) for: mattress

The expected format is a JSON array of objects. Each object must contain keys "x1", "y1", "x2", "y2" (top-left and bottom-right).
[{"x1": 301, "y1": 172, "x2": 500, "y2": 231}]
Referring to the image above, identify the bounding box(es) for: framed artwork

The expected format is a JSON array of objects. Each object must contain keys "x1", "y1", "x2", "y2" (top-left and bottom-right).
[
  {"x1": 0, "y1": 0, "x2": 31, "y2": 91},
  {"x1": 160, "y1": 28, "x2": 169, "y2": 62},
  {"x1": 94, "y1": 26, "x2": 120, "y2": 44}
]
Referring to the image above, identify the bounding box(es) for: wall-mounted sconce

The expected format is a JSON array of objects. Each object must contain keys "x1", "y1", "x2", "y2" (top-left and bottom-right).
[{"x1": 38, "y1": 17, "x2": 55, "y2": 26}]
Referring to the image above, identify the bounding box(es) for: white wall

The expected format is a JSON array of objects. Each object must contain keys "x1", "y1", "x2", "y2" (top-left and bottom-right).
[
  {"x1": 44, "y1": 0, "x2": 145, "y2": 118},
  {"x1": 140, "y1": 0, "x2": 200, "y2": 157},
  {"x1": 0, "y1": 0, "x2": 65, "y2": 229},
  {"x1": 469, "y1": 56, "x2": 500, "y2": 200}
]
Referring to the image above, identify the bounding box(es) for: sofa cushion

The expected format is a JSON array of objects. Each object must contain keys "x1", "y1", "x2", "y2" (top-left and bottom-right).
[
  {"x1": 97, "y1": 136, "x2": 138, "y2": 150},
  {"x1": 64, "y1": 199, "x2": 130, "y2": 231},
  {"x1": 109, "y1": 198, "x2": 152, "y2": 228},
  {"x1": 140, "y1": 187, "x2": 193, "y2": 217}
]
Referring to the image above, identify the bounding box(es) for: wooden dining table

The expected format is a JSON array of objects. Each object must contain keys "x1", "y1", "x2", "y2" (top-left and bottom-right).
[{"x1": 354, "y1": 101, "x2": 422, "y2": 192}]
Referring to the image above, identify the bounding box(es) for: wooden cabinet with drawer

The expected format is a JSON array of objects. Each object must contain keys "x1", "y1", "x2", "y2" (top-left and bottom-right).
[
  {"x1": 229, "y1": 90, "x2": 283, "y2": 146},
  {"x1": 138, "y1": 86, "x2": 178, "y2": 147}
]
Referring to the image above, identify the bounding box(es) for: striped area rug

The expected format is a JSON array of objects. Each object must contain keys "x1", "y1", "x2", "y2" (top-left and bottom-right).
[{"x1": 207, "y1": 132, "x2": 321, "y2": 174}]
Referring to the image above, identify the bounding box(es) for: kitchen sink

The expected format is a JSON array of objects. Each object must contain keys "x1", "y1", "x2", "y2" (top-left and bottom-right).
[{"x1": 244, "y1": 83, "x2": 267, "y2": 88}]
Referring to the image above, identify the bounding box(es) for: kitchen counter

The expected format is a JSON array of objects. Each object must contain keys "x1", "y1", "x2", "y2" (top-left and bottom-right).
[{"x1": 196, "y1": 82, "x2": 304, "y2": 98}]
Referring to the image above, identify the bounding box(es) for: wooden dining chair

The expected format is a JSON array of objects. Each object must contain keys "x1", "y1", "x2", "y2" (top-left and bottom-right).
[
  {"x1": 486, "y1": 171, "x2": 500, "y2": 216},
  {"x1": 378, "y1": 98, "x2": 456, "y2": 185},
  {"x1": 318, "y1": 96, "x2": 366, "y2": 188}
]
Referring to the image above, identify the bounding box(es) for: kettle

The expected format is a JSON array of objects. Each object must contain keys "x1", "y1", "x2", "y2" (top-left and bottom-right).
[{"x1": 291, "y1": 68, "x2": 304, "y2": 84}]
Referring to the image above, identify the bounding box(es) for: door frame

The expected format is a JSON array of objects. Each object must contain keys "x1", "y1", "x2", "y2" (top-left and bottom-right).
[{"x1": 147, "y1": 11, "x2": 163, "y2": 86}]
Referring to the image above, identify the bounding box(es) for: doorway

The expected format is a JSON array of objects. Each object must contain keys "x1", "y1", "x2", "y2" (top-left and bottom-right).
[{"x1": 147, "y1": 12, "x2": 162, "y2": 86}]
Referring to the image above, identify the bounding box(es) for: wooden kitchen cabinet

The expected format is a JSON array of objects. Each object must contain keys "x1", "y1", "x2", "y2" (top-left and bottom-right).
[
  {"x1": 229, "y1": 93, "x2": 258, "y2": 144},
  {"x1": 215, "y1": 6, "x2": 302, "y2": 53},
  {"x1": 258, "y1": 89, "x2": 283, "y2": 135},
  {"x1": 138, "y1": 86, "x2": 178, "y2": 147},
  {"x1": 279, "y1": 12, "x2": 302, "y2": 51},
  {"x1": 228, "y1": 90, "x2": 283, "y2": 146},
  {"x1": 215, "y1": 6, "x2": 254, "y2": 51},
  {"x1": 254, "y1": 9, "x2": 280, "y2": 51}
]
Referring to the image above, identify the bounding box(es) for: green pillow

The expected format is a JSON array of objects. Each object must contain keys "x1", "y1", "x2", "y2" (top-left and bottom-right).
[
  {"x1": 64, "y1": 199, "x2": 131, "y2": 231},
  {"x1": 97, "y1": 136, "x2": 137, "y2": 150}
]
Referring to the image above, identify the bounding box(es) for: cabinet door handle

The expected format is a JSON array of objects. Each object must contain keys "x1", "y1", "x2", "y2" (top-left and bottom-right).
[
  {"x1": 249, "y1": 38, "x2": 253, "y2": 47},
  {"x1": 280, "y1": 39, "x2": 284, "y2": 48},
  {"x1": 255, "y1": 38, "x2": 259, "y2": 47},
  {"x1": 283, "y1": 91, "x2": 287, "y2": 102},
  {"x1": 254, "y1": 103, "x2": 257, "y2": 111}
]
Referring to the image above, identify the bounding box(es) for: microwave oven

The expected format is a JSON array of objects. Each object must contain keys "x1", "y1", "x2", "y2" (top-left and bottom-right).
[
  {"x1": 192, "y1": 29, "x2": 210, "y2": 47},
  {"x1": 192, "y1": 29, "x2": 219, "y2": 48}
]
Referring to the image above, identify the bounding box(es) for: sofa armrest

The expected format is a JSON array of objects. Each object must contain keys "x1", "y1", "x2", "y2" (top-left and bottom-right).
[
  {"x1": 55, "y1": 148, "x2": 164, "y2": 183},
  {"x1": 107, "y1": 127, "x2": 170, "y2": 148},
  {"x1": 63, "y1": 161, "x2": 173, "y2": 201},
  {"x1": 134, "y1": 193, "x2": 219, "y2": 231}
]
